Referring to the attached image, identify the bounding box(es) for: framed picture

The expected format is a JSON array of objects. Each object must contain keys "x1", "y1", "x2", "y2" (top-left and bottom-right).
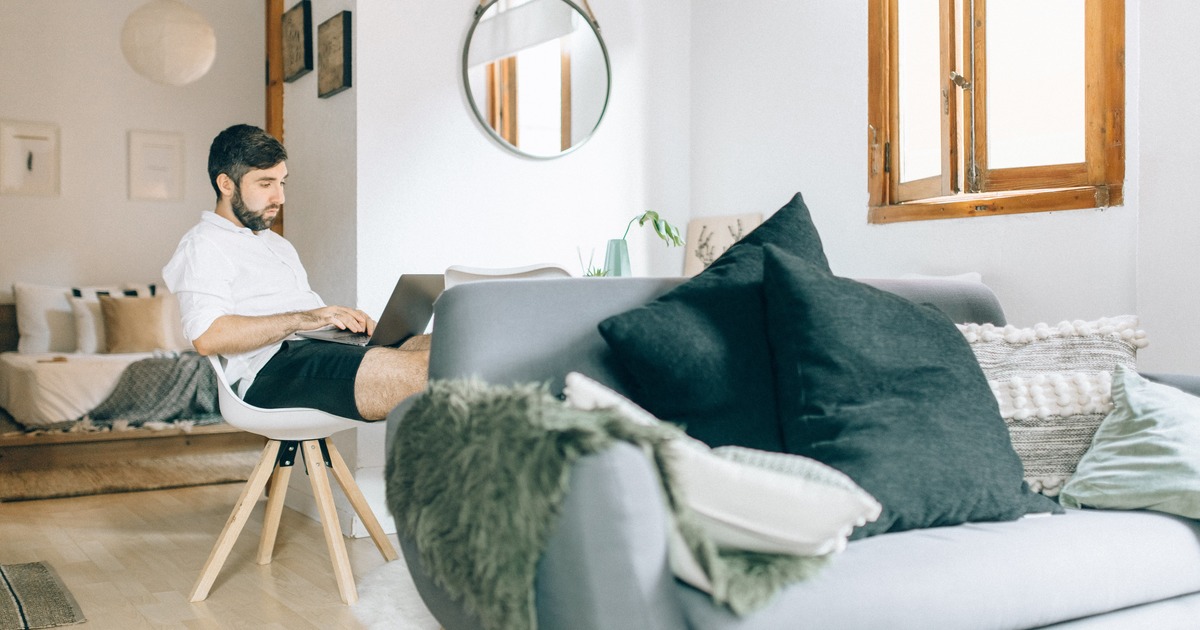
[
  {"x1": 683, "y1": 213, "x2": 764, "y2": 276},
  {"x1": 282, "y1": 0, "x2": 312, "y2": 82},
  {"x1": 0, "y1": 120, "x2": 60, "y2": 197},
  {"x1": 128, "y1": 130, "x2": 184, "y2": 201},
  {"x1": 318, "y1": 11, "x2": 352, "y2": 98}
]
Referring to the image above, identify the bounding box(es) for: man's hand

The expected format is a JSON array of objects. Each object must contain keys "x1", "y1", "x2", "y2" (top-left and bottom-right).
[
  {"x1": 192, "y1": 305, "x2": 376, "y2": 356},
  {"x1": 303, "y1": 306, "x2": 376, "y2": 335}
]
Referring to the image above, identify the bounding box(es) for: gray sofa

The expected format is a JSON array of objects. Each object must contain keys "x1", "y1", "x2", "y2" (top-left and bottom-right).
[{"x1": 387, "y1": 276, "x2": 1200, "y2": 629}]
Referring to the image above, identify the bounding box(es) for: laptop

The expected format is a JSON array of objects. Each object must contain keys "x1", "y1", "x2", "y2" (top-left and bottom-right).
[{"x1": 297, "y1": 273, "x2": 445, "y2": 347}]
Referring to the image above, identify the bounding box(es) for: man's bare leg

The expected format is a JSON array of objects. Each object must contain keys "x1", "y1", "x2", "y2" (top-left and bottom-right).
[{"x1": 354, "y1": 336, "x2": 430, "y2": 420}]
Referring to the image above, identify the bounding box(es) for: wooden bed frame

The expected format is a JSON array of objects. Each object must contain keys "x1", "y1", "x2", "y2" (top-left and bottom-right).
[{"x1": 0, "y1": 303, "x2": 264, "y2": 472}]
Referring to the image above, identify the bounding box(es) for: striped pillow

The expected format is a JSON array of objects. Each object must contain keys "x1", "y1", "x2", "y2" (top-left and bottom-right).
[{"x1": 959, "y1": 316, "x2": 1148, "y2": 496}]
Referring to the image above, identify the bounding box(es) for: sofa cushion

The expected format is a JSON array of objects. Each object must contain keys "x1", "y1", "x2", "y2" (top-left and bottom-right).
[
  {"x1": 961, "y1": 316, "x2": 1149, "y2": 496},
  {"x1": 1060, "y1": 366, "x2": 1200, "y2": 519},
  {"x1": 675, "y1": 508, "x2": 1200, "y2": 630},
  {"x1": 597, "y1": 192, "x2": 829, "y2": 450},
  {"x1": 761, "y1": 245, "x2": 1058, "y2": 538}
]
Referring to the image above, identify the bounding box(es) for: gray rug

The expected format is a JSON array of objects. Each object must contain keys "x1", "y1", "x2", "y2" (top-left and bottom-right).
[{"x1": 0, "y1": 562, "x2": 85, "y2": 630}]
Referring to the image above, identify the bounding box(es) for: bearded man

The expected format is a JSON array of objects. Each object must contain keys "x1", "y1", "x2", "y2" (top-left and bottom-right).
[{"x1": 163, "y1": 124, "x2": 427, "y2": 421}]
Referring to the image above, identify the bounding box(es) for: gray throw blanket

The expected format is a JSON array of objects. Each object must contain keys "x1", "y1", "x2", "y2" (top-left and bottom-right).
[
  {"x1": 86, "y1": 352, "x2": 221, "y2": 427},
  {"x1": 387, "y1": 380, "x2": 827, "y2": 630}
]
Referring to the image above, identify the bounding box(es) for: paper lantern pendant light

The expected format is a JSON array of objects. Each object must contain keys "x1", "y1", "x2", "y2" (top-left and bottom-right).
[{"x1": 121, "y1": 0, "x2": 216, "y2": 86}]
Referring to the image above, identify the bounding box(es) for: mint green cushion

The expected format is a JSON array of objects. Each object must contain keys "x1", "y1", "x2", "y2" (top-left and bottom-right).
[{"x1": 1060, "y1": 365, "x2": 1200, "y2": 518}]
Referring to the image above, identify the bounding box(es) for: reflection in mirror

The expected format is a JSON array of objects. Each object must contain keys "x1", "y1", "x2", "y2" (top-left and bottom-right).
[{"x1": 463, "y1": 0, "x2": 611, "y2": 158}]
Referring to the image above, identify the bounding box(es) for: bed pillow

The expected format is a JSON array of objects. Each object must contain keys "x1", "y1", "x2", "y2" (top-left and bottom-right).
[
  {"x1": 960, "y1": 317, "x2": 1148, "y2": 495},
  {"x1": 69, "y1": 297, "x2": 106, "y2": 354},
  {"x1": 563, "y1": 372, "x2": 881, "y2": 557},
  {"x1": 69, "y1": 286, "x2": 126, "y2": 354},
  {"x1": 597, "y1": 192, "x2": 829, "y2": 451},
  {"x1": 762, "y1": 245, "x2": 1058, "y2": 539},
  {"x1": 72, "y1": 285, "x2": 187, "y2": 350},
  {"x1": 1060, "y1": 366, "x2": 1200, "y2": 519},
  {"x1": 13, "y1": 282, "x2": 74, "y2": 353},
  {"x1": 100, "y1": 295, "x2": 173, "y2": 353}
]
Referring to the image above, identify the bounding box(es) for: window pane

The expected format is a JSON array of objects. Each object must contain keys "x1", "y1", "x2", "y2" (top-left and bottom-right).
[
  {"x1": 515, "y1": 38, "x2": 563, "y2": 155},
  {"x1": 897, "y1": 0, "x2": 941, "y2": 183},
  {"x1": 986, "y1": 0, "x2": 1085, "y2": 168}
]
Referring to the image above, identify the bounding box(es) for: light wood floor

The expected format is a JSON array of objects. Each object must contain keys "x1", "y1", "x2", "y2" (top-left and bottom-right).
[{"x1": 0, "y1": 482, "x2": 399, "y2": 629}]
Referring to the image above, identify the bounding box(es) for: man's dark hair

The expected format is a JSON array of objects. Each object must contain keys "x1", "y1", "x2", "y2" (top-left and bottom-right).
[{"x1": 207, "y1": 124, "x2": 287, "y2": 201}]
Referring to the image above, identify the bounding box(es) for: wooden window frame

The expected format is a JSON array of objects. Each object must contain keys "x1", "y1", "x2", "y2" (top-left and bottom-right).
[{"x1": 868, "y1": 0, "x2": 1124, "y2": 224}]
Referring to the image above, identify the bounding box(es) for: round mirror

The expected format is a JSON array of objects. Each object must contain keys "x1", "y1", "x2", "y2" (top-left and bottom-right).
[{"x1": 463, "y1": 0, "x2": 611, "y2": 159}]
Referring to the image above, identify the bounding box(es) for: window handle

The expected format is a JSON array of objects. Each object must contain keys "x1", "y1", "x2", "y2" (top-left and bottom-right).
[{"x1": 950, "y1": 71, "x2": 973, "y2": 90}]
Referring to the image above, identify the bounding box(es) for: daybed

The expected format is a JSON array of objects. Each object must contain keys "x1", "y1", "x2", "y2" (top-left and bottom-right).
[
  {"x1": 0, "y1": 285, "x2": 259, "y2": 486},
  {"x1": 0, "y1": 282, "x2": 193, "y2": 429},
  {"x1": 390, "y1": 274, "x2": 1200, "y2": 630}
]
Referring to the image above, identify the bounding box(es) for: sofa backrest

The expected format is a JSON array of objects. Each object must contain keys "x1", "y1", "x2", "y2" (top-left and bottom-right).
[{"x1": 427, "y1": 276, "x2": 1007, "y2": 396}]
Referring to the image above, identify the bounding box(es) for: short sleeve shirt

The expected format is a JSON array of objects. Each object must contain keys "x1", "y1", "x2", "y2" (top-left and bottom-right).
[{"x1": 162, "y1": 212, "x2": 324, "y2": 392}]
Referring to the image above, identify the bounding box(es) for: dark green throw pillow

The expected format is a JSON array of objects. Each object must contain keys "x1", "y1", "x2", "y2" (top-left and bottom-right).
[
  {"x1": 761, "y1": 244, "x2": 1059, "y2": 538},
  {"x1": 597, "y1": 193, "x2": 830, "y2": 450}
]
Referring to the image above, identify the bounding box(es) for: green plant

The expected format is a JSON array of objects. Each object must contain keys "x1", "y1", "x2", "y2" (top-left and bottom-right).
[{"x1": 621, "y1": 211, "x2": 683, "y2": 247}]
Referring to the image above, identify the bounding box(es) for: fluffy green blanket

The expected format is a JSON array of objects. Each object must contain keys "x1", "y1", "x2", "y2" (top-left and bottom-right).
[{"x1": 386, "y1": 380, "x2": 827, "y2": 630}]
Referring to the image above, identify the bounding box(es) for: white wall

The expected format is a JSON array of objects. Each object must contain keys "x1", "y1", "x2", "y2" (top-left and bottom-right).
[
  {"x1": 351, "y1": 0, "x2": 691, "y2": 317},
  {"x1": 1136, "y1": 1, "x2": 1200, "y2": 373},
  {"x1": 688, "y1": 1, "x2": 1190, "y2": 369},
  {"x1": 282, "y1": 0, "x2": 359, "y2": 311},
  {"x1": 0, "y1": 1, "x2": 264, "y2": 302}
]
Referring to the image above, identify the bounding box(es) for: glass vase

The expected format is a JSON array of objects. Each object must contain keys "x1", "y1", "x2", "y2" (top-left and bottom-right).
[{"x1": 604, "y1": 238, "x2": 631, "y2": 277}]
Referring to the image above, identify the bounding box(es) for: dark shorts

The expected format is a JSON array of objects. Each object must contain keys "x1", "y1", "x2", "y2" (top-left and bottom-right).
[{"x1": 243, "y1": 340, "x2": 369, "y2": 420}]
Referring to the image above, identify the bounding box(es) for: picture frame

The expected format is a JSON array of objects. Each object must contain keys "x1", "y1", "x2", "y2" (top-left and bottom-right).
[
  {"x1": 683, "y1": 213, "x2": 764, "y2": 276},
  {"x1": 282, "y1": 0, "x2": 313, "y2": 82},
  {"x1": 318, "y1": 10, "x2": 352, "y2": 98},
  {"x1": 0, "y1": 120, "x2": 60, "y2": 197},
  {"x1": 128, "y1": 130, "x2": 184, "y2": 201}
]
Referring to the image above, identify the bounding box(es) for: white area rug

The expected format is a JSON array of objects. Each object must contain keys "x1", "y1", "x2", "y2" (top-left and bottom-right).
[{"x1": 353, "y1": 556, "x2": 440, "y2": 630}]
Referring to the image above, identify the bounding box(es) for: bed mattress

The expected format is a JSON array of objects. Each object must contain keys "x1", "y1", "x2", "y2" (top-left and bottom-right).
[{"x1": 0, "y1": 351, "x2": 153, "y2": 428}]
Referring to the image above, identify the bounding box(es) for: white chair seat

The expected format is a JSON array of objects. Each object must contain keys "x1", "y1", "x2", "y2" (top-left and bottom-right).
[
  {"x1": 207, "y1": 355, "x2": 362, "y2": 441},
  {"x1": 444, "y1": 263, "x2": 570, "y2": 289}
]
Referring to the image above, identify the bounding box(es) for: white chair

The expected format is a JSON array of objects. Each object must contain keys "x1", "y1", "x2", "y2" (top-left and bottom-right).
[
  {"x1": 190, "y1": 355, "x2": 398, "y2": 605},
  {"x1": 443, "y1": 263, "x2": 571, "y2": 289}
]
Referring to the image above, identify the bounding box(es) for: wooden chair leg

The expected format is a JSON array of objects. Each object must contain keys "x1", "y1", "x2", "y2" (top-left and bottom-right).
[
  {"x1": 303, "y1": 439, "x2": 357, "y2": 604},
  {"x1": 190, "y1": 440, "x2": 281, "y2": 602},
  {"x1": 257, "y1": 461, "x2": 293, "y2": 564},
  {"x1": 326, "y1": 441, "x2": 399, "y2": 562}
]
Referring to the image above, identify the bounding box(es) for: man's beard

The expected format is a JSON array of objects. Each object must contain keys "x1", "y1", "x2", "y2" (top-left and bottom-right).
[{"x1": 231, "y1": 185, "x2": 281, "y2": 232}]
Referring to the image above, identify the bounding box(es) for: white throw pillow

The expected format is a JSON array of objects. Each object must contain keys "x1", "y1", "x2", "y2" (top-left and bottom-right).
[
  {"x1": 13, "y1": 282, "x2": 74, "y2": 353},
  {"x1": 69, "y1": 297, "x2": 106, "y2": 354},
  {"x1": 563, "y1": 372, "x2": 882, "y2": 557}
]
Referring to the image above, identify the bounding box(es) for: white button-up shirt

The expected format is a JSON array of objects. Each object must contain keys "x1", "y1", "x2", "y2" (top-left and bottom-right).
[{"x1": 163, "y1": 212, "x2": 324, "y2": 393}]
